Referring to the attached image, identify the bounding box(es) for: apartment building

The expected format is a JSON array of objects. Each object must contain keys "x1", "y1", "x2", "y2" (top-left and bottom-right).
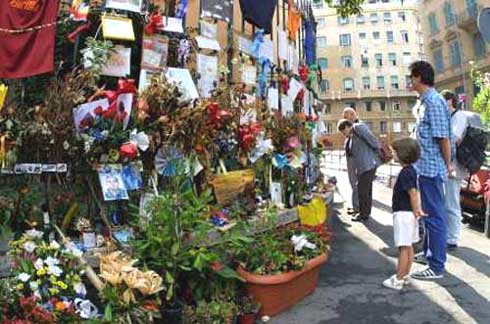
[
  {"x1": 420, "y1": 0, "x2": 490, "y2": 108},
  {"x1": 313, "y1": 0, "x2": 422, "y2": 148}
]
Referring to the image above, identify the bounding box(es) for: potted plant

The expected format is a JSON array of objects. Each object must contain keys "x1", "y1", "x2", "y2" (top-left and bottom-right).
[
  {"x1": 231, "y1": 225, "x2": 328, "y2": 317},
  {"x1": 183, "y1": 300, "x2": 238, "y2": 324},
  {"x1": 237, "y1": 295, "x2": 260, "y2": 324}
]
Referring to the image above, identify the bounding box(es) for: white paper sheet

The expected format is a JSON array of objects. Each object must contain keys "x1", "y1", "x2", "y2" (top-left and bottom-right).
[
  {"x1": 242, "y1": 65, "x2": 257, "y2": 85},
  {"x1": 278, "y1": 30, "x2": 288, "y2": 61},
  {"x1": 201, "y1": 21, "x2": 218, "y2": 39},
  {"x1": 267, "y1": 87, "x2": 279, "y2": 110},
  {"x1": 281, "y1": 95, "x2": 293, "y2": 115},
  {"x1": 196, "y1": 36, "x2": 221, "y2": 51},
  {"x1": 161, "y1": 17, "x2": 184, "y2": 33},
  {"x1": 197, "y1": 54, "x2": 218, "y2": 98},
  {"x1": 105, "y1": 0, "x2": 142, "y2": 13},
  {"x1": 270, "y1": 182, "x2": 283, "y2": 207},
  {"x1": 288, "y1": 78, "x2": 303, "y2": 102},
  {"x1": 166, "y1": 68, "x2": 199, "y2": 100}
]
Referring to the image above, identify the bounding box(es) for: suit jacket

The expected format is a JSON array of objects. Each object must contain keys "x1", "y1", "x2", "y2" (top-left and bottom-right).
[{"x1": 351, "y1": 123, "x2": 382, "y2": 174}]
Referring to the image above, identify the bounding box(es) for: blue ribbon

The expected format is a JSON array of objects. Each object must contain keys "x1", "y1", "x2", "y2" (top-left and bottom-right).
[
  {"x1": 273, "y1": 153, "x2": 289, "y2": 169},
  {"x1": 175, "y1": 0, "x2": 189, "y2": 19},
  {"x1": 257, "y1": 58, "x2": 271, "y2": 98},
  {"x1": 251, "y1": 29, "x2": 264, "y2": 58}
]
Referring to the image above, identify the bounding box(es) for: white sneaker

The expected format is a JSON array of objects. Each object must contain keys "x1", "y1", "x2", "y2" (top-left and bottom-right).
[
  {"x1": 382, "y1": 275, "x2": 404, "y2": 290},
  {"x1": 411, "y1": 267, "x2": 444, "y2": 280},
  {"x1": 413, "y1": 252, "x2": 427, "y2": 265},
  {"x1": 403, "y1": 275, "x2": 411, "y2": 285}
]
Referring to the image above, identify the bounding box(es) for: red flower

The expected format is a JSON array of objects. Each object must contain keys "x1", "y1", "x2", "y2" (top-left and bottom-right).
[
  {"x1": 103, "y1": 105, "x2": 117, "y2": 120},
  {"x1": 120, "y1": 143, "x2": 138, "y2": 159},
  {"x1": 94, "y1": 106, "x2": 104, "y2": 116}
]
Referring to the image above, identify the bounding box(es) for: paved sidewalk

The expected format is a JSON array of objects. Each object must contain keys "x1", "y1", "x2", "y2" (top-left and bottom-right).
[{"x1": 271, "y1": 170, "x2": 490, "y2": 324}]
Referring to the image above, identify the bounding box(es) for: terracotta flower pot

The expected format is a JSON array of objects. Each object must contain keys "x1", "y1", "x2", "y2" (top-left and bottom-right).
[
  {"x1": 238, "y1": 313, "x2": 257, "y2": 324},
  {"x1": 237, "y1": 252, "x2": 328, "y2": 317}
]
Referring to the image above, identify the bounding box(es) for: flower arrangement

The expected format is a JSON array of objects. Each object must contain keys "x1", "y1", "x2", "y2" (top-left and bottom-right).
[
  {"x1": 8, "y1": 229, "x2": 89, "y2": 321},
  {"x1": 470, "y1": 61, "x2": 490, "y2": 124},
  {"x1": 97, "y1": 251, "x2": 163, "y2": 323}
]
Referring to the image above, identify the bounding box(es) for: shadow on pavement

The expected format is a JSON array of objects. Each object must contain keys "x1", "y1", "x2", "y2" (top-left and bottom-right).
[{"x1": 448, "y1": 247, "x2": 490, "y2": 277}]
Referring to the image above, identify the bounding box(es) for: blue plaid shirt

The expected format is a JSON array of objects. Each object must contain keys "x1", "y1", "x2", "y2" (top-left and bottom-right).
[{"x1": 414, "y1": 88, "x2": 452, "y2": 179}]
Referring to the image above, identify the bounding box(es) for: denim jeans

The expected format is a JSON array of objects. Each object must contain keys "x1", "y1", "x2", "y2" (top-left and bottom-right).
[
  {"x1": 444, "y1": 178, "x2": 462, "y2": 245},
  {"x1": 420, "y1": 176, "x2": 447, "y2": 274}
]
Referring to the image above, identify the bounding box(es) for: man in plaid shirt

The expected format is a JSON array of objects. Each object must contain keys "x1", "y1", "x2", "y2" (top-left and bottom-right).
[{"x1": 409, "y1": 61, "x2": 452, "y2": 280}]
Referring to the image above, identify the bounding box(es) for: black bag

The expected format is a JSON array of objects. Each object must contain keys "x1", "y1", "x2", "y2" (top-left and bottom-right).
[{"x1": 456, "y1": 125, "x2": 490, "y2": 174}]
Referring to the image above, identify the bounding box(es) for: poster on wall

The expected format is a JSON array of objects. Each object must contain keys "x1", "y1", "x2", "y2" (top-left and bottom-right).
[
  {"x1": 105, "y1": 0, "x2": 142, "y2": 13},
  {"x1": 197, "y1": 54, "x2": 219, "y2": 98},
  {"x1": 141, "y1": 35, "x2": 168, "y2": 71},
  {"x1": 201, "y1": 21, "x2": 218, "y2": 39},
  {"x1": 101, "y1": 46, "x2": 131, "y2": 77},
  {"x1": 201, "y1": 0, "x2": 234, "y2": 23},
  {"x1": 242, "y1": 65, "x2": 257, "y2": 85}
]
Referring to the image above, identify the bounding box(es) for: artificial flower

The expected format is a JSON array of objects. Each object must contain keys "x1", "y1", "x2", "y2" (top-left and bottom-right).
[
  {"x1": 55, "y1": 301, "x2": 71, "y2": 311},
  {"x1": 129, "y1": 130, "x2": 150, "y2": 152},
  {"x1": 23, "y1": 241, "x2": 37, "y2": 253},
  {"x1": 25, "y1": 229, "x2": 43, "y2": 239},
  {"x1": 37, "y1": 268, "x2": 46, "y2": 276},
  {"x1": 136, "y1": 270, "x2": 164, "y2": 295},
  {"x1": 74, "y1": 282, "x2": 87, "y2": 296},
  {"x1": 17, "y1": 272, "x2": 31, "y2": 282},
  {"x1": 44, "y1": 256, "x2": 60, "y2": 267},
  {"x1": 49, "y1": 240, "x2": 60, "y2": 250},
  {"x1": 75, "y1": 298, "x2": 99, "y2": 319},
  {"x1": 100, "y1": 270, "x2": 123, "y2": 286},
  {"x1": 119, "y1": 142, "x2": 138, "y2": 159},
  {"x1": 47, "y1": 264, "x2": 63, "y2": 277}
]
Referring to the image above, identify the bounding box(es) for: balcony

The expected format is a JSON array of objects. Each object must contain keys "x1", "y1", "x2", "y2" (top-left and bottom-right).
[{"x1": 456, "y1": 5, "x2": 481, "y2": 34}]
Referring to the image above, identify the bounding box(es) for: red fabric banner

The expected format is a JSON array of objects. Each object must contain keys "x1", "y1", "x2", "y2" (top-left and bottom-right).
[{"x1": 0, "y1": 0, "x2": 59, "y2": 79}]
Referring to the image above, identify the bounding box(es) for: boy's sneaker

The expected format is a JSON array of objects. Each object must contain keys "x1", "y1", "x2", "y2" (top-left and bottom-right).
[
  {"x1": 403, "y1": 275, "x2": 411, "y2": 285},
  {"x1": 382, "y1": 275, "x2": 404, "y2": 290},
  {"x1": 410, "y1": 267, "x2": 444, "y2": 280},
  {"x1": 413, "y1": 252, "x2": 427, "y2": 265}
]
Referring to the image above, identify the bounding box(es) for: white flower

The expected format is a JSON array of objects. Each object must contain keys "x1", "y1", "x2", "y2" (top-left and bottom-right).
[
  {"x1": 34, "y1": 290, "x2": 42, "y2": 299},
  {"x1": 64, "y1": 243, "x2": 83, "y2": 258},
  {"x1": 29, "y1": 281, "x2": 39, "y2": 291},
  {"x1": 44, "y1": 256, "x2": 60, "y2": 267},
  {"x1": 74, "y1": 282, "x2": 87, "y2": 296},
  {"x1": 47, "y1": 265, "x2": 63, "y2": 277},
  {"x1": 23, "y1": 241, "x2": 37, "y2": 253},
  {"x1": 49, "y1": 240, "x2": 60, "y2": 250},
  {"x1": 34, "y1": 258, "x2": 44, "y2": 270},
  {"x1": 25, "y1": 229, "x2": 43, "y2": 239},
  {"x1": 17, "y1": 272, "x2": 31, "y2": 282}
]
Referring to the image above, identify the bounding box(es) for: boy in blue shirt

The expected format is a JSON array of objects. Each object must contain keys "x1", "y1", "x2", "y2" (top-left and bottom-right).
[{"x1": 383, "y1": 138, "x2": 426, "y2": 290}]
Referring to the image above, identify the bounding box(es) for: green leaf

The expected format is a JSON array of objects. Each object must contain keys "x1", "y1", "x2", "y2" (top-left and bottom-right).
[
  {"x1": 193, "y1": 254, "x2": 203, "y2": 271},
  {"x1": 171, "y1": 242, "x2": 180, "y2": 256},
  {"x1": 216, "y1": 265, "x2": 245, "y2": 282},
  {"x1": 104, "y1": 304, "x2": 112, "y2": 321},
  {"x1": 165, "y1": 271, "x2": 175, "y2": 284},
  {"x1": 166, "y1": 283, "x2": 174, "y2": 301}
]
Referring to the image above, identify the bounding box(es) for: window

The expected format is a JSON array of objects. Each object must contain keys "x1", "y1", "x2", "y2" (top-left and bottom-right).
[
  {"x1": 326, "y1": 123, "x2": 333, "y2": 134},
  {"x1": 380, "y1": 121, "x2": 388, "y2": 134},
  {"x1": 388, "y1": 53, "x2": 397, "y2": 66},
  {"x1": 359, "y1": 32, "x2": 367, "y2": 46},
  {"x1": 373, "y1": 31, "x2": 380, "y2": 40},
  {"x1": 365, "y1": 101, "x2": 372, "y2": 112},
  {"x1": 393, "y1": 101, "x2": 401, "y2": 111},
  {"x1": 474, "y1": 33, "x2": 486, "y2": 59},
  {"x1": 319, "y1": 79, "x2": 329, "y2": 93},
  {"x1": 379, "y1": 101, "x2": 386, "y2": 111},
  {"x1": 408, "y1": 99, "x2": 416, "y2": 110},
  {"x1": 443, "y1": 2, "x2": 456, "y2": 26},
  {"x1": 405, "y1": 75, "x2": 412, "y2": 89},
  {"x1": 377, "y1": 76, "x2": 385, "y2": 90},
  {"x1": 398, "y1": 12, "x2": 406, "y2": 22},
  {"x1": 383, "y1": 12, "x2": 392, "y2": 23},
  {"x1": 370, "y1": 13, "x2": 378, "y2": 23},
  {"x1": 317, "y1": 18, "x2": 326, "y2": 28},
  {"x1": 450, "y1": 41, "x2": 461, "y2": 67},
  {"x1": 361, "y1": 54, "x2": 369, "y2": 67},
  {"x1": 317, "y1": 36, "x2": 327, "y2": 48},
  {"x1": 393, "y1": 121, "x2": 402, "y2": 133},
  {"x1": 324, "y1": 103, "x2": 331, "y2": 114},
  {"x1": 356, "y1": 14, "x2": 365, "y2": 24},
  {"x1": 401, "y1": 31, "x2": 409, "y2": 43},
  {"x1": 362, "y1": 76, "x2": 371, "y2": 89},
  {"x1": 340, "y1": 34, "x2": 351, "y2": 47},
  {"x1": 386, "y1": 31, "x2": 394, "y2": 43},
  {"x1": 343, "y1": 78, "x2": 355, "y2": 91},
  {"x1": 344, "y1": 102, "x2": 356, "y2": 109},
  {"x1": 433, "y1": 49, "x2": 444, "y2": 72},
  {"x1": 428, "y1": 13, "x2": 439, "y2": 35},
  {"x1": 338, "y1": 16, "x2": 349, "y2": 25},
  {"x1": 318, "y1": 58, "x2": 328, "y2": 70},
  {"x1": 341, "y1": 55, "x2": 353, "y2": 68},
  {"x1": 375, "y1": 53, "x2": 383, "y2": 67},
  {"x1": 402, "y1": 52, "x2": 412, "y2": 65},
  {"x1": 391, "y1": 76, "x2": 399, "y2": 89}
]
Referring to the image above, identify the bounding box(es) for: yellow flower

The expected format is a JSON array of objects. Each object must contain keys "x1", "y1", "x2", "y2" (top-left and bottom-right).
[
  {"x1": 16, "y1": 283, "x2": 24, "y2": 290},
  {"x1": 100, "y1": 270, "x2": 123, "y2": 286},
  {"x1": 137, "y1": 271, "x2": 164, "y2": 296},
  {"x1": 48, "y1": 287, "x2": 59, "y2": 295},
  {"x1": 122, "y1": 288, "x2": 136, "y2": 305},
  {"x1": 36, "y1": 268, "x2": 46, "y2": 276},
  {"x1": 56, "y1": 281, "x2": 68, "y2": 290}
]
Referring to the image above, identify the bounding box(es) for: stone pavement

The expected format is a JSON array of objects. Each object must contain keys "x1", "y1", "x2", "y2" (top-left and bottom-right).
[{"x1": 271, "y1": 170, "x2": 490, "y2": 324}]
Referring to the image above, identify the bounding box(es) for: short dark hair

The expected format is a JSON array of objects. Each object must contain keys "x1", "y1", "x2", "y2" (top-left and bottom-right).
[
  {"x1": 409, "y1": 61, "x2": 435, "y2": 87},
  {"x1": 440, "y1": 89, "x2": 458, "y2": 108},
  {"x1": 337, "y1": 119, "x2": 353, "y2": 131},
  {"x1": 391, "y1": 137, "x2": 420, "y2": 165}
]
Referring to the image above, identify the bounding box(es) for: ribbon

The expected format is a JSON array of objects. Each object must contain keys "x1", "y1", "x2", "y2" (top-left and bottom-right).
[
  {"x1": 251, "y1": 29, "x2": 264, "y2": 58},
  {"x1": 175, "y1": 0, "x2": 189, "y2": 19},
  {"x1": 145, "y1": 13, "x2": 164, "y2": 35},
  {"x1": 102, "y1": 79, "x2": 137, "y2": 103},
  {"x1": 257, "y1": 58, "x2": 271, "y2": 98},
  {"x1": 273, "y1": 153, "x2": 289, "y2": 169},
  {"x1": 299, "y1": 65, "x2": 309, "y2": 83},
  {"x1": 67, "y1": 21, "x2": 92, "y2": 43}
]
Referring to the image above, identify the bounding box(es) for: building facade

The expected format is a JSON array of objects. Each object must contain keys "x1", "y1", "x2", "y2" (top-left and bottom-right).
[
  {"x1": 313, "y1": 0, "x2": 422, "y2": 148},
  {"x1": 420, "y1": 0, "x2": 490, "y2": 109}
]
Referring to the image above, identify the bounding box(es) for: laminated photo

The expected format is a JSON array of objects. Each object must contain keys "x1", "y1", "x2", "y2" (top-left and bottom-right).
[
  {"x1": 98, "y1": 164, "x2": 129, "y2": 201},
  {"x1": 141, "y1": 35, "x2": 169, "y2": 71},
  {"x1": 122, "y1": 162, "x2": 143, "y2": 191},
  {"x1": 101, "y1": 46, "x2": 131, "y2": 77}
]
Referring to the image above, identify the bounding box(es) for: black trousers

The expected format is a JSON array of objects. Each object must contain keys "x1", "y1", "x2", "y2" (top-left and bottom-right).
[{"x1": 358, "y1": 168, "x2": 377, "y2": 218}]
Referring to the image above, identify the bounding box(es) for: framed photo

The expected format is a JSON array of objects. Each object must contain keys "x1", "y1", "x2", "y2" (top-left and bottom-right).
[
  {"x1": 141, "y1": 35, "x2": 169, "y2": 71},
  {"x1": 98, "y1": 164, "x2": 129, "y2": 201},
  {"x1": 122, "y1": 162, "x2": 143, "y2": 191},
  {"x1": 105, "y1": 0, "x2": 142, "y2": 13},
  {"x1": 101, "y1": 16, "x2": 135, "y2": 41},
  {"x1": 101, "y1": 46, "x2": 131, "y2": 77}
]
